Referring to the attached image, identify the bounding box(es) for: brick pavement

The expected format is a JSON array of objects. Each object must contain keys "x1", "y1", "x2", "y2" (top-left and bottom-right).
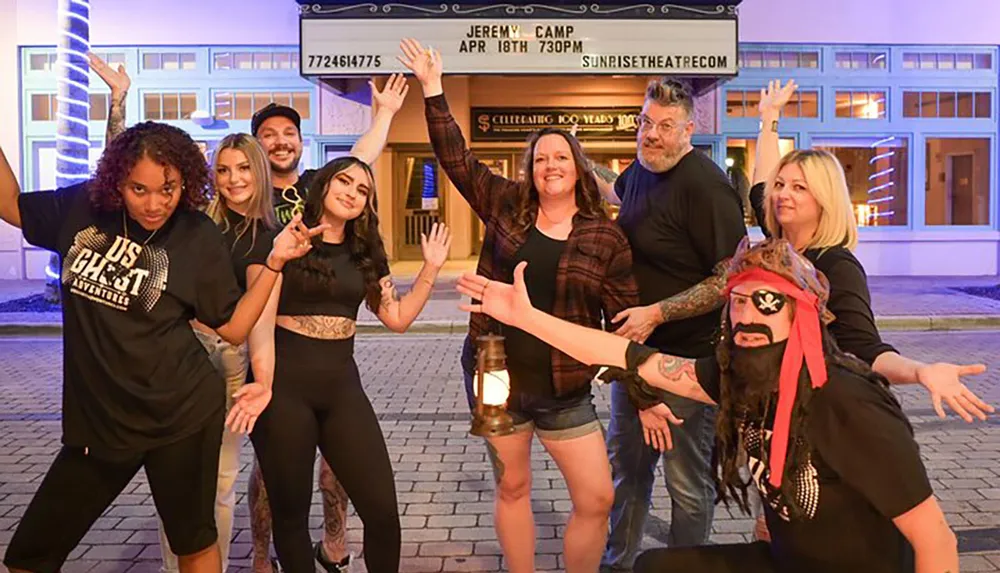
[{"x1": 0, "y1": 331, "x2": 998, "y2": 572}]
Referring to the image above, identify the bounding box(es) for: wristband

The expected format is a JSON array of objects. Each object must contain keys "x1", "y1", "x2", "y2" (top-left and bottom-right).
[{"x1": 264, "y1": 261, "x2": 282, "y2": 274}]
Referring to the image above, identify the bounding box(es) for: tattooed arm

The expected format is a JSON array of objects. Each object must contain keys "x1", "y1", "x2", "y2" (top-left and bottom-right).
[
  {"x1": 655, "y1": 261, "x2": 728, "y2": 323},
  {"x1": 591, "y1": 162, "x2": 621, "y2": 206},
  {"x1": 88, "y1": 52, "x2": 130, "y2": 145}
]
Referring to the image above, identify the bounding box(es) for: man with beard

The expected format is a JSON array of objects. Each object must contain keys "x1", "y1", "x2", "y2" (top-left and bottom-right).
[
  {"x1": 248, "y1": 75, "x2": 409, "y2": 573},
  {"x1": 252, "y1": 74, "x2": 409, "y2": 225},
  {"x1": 589, "y1": 78, "x2": 746, "y2": 569},
  {"x1": 456, "y1": 238, "x2": 962, "y2": 573}
]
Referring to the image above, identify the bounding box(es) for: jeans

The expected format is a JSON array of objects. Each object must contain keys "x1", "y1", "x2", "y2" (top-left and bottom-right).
[
  {"x1": 602, "y1": 379, "x2": 718, "y2": 571},
  {"x1": 158, "y1": 329, "x2": 247, "y2": 573}
]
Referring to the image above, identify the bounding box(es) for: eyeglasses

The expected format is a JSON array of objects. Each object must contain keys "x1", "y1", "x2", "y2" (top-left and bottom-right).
[{"x1": 637, "y1": 115, "x2": 684, "y2": 136}]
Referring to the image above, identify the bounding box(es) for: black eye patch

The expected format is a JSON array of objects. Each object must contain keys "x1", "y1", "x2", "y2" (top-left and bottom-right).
[{"x1": 750, "y1": 290, "x2": 787, "y2": 315}]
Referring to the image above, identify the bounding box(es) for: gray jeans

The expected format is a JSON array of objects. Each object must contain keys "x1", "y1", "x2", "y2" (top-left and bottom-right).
[{"x1": 158, "y1": 329, "x2": 247, "y2": 572}]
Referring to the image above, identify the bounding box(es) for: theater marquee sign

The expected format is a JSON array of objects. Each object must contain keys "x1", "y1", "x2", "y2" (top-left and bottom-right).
[
  {"x1": 299, "y1": 3, "x2": 739, "y2": 76},
  {"x1": 471, "y1": 107, "x2": 641, "y2": 141}
]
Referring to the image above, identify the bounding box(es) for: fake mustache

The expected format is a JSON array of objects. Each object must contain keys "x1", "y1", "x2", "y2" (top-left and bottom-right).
[{"x1": 732, "y1": 323, "x2": 774, "y2": 344}]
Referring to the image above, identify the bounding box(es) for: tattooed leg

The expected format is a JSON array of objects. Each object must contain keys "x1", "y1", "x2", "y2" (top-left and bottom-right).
[
  {"x1": 319, "y1": 458, "x2": 350, "y2": 562},
  {"x1": 249, "y1": 460, "x2": 275, "y2": 573},
  {"x1": 485, "y1": 439, "x2": 506, "y2": 485}
]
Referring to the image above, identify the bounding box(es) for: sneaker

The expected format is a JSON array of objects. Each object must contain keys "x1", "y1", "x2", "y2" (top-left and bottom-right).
[{"x1": 314, "y1": 541, "x2": 352, "y2": 573}]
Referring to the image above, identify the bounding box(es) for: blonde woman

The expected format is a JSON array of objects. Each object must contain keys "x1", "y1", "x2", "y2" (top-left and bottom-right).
[{"x1": 155, "y1": 133, "x2": 281, "y2": 572}]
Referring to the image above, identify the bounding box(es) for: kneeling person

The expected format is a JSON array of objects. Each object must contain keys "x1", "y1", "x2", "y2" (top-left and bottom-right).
[{"x1": 457, "y1": 238, "x2": 959, "y2": 573}]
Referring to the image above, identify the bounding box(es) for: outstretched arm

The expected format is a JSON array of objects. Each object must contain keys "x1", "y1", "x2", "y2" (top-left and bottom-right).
[
  {"x1": 0, "y1": 146, "x2": 21, "y2": 228},
  {"x1": 457, "y1": 263, "x2": 714, "y2": 404}
]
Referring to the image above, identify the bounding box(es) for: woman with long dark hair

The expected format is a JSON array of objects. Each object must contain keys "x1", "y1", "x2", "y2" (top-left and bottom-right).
[
  {"x1": 229, "y1": 155, "x2": 451, "y2": 573},
  {"x1": 0, "y1": 122, "x2": 320, "y2": 573},
  {"x1": 399, "y1": 38, "x2": 640, "y2": 573}
]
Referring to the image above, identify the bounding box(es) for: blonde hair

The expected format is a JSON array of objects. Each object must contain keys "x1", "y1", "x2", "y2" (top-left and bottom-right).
[
  {"x1": 205, "y1": 133, "x2": 276, "y2": 254},
  {"x1": 763, "y1": 149, "x2": 858, "y2": 252}
]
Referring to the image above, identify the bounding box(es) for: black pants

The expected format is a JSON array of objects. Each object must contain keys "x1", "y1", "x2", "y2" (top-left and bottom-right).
[
  {"x1": 4, "y1": 411, "x2": 224, "y2": 573},
  {"x1": 635, "y1": 542, "x2": 776, "y2": 573},
  {"x1": 251, "y1": 328, "x2": 400, "y2": 573}
]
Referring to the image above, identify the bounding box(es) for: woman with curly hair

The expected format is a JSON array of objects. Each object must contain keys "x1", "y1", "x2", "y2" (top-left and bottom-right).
[
  {"x1": 229, "y1": 155, "x2": 451, "y2": 572},
  {"x1": 0, "y1": 122, "x2": 322, "y2": 573},
  {"x1": 399, "y1": 38, "x2": 639, "y2": 573}
]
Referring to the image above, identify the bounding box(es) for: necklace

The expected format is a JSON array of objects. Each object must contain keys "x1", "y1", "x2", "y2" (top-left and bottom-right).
[{"x1": 122, "y1": 209, "x2": 160, "y2": 247}]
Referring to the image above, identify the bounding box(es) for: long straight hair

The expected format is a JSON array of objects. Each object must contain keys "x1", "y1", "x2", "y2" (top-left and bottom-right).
[{"x1": 204, "y1": 133, "x2": 276, "y2": 254}]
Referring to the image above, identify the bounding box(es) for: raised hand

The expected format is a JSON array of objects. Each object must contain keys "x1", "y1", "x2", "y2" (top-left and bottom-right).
[
  {"x1": 398, "y1": 38, "x2": 443, "y2": 95},
  {"x1": 269, "y1": 213, "x2": 330, "y2": 268},
  {"x1": 371, "y1": 73, "x2": 410, "y2": 115},
  {"x1": 226, "y1": 383, "x2": 272, "y2": 434},
  {"x1": 916, "y1": 362, "x2": 992, "y2": 421},
  {"x1": 88, "y1": 52, "x2": 130, "y2": 96},
  {"x1": 758, "y1": 79, "x2": 797, "y2": 117},
  {"x1": 457, "y1": 261, "x2": 533, "y2": 328},
  {"x1": 420, "y1": 222, "x2": 452, "y2": 270}
]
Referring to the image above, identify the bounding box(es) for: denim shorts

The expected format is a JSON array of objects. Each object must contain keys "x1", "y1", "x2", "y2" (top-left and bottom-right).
[{"x1": 460, "y1": 336, "x2": 602, "y2": 441}]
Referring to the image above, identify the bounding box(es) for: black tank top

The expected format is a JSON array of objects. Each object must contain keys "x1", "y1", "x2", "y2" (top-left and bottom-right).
[{"x1": 278, "y1": 241, "x2": 388, "y2": 319}]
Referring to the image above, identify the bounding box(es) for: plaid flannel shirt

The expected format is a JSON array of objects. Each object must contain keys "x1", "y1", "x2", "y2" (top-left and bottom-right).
[{"x1": 425, "y1": 93, "x2": 640, "y2": 396}]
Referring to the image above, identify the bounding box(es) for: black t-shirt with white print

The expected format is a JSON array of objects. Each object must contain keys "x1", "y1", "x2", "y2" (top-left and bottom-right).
[
  {"x1": 18, "y1": 182, "x2": 243, "y2": 460},
  {"x1": 693, "y1": 358, "x2": 932, "y2": 573},
  {"x1": 272, "y1": 169, "x2": 316, "y2": 226}
]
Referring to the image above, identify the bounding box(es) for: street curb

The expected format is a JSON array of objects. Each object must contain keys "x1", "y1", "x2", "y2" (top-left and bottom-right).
[{"x1": 3, "y1": 315, "x2": 1000, "y2": 336}]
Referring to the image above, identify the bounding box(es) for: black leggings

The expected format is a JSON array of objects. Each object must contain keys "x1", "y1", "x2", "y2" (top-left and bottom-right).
[
  {"x1": 251, "y1": 328, "x2": 400, "y2": 573},
  {"x1": 634, "y1": 542, "x2": 776, "y2": 573}
]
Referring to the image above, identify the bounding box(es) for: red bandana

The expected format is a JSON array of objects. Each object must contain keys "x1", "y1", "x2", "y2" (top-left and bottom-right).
[{"x1": 724, "y1": 268, "x2": 828, "y2": 489}]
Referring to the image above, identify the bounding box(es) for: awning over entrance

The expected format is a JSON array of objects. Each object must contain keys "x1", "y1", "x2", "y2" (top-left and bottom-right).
[{"x1": 295, "y1": 0, "x2": 742, "y2": 94}]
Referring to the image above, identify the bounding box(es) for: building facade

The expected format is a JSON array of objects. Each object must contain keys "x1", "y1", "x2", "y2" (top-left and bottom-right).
[{"x1": 2, "y1": 0, "x2": 999, "y2": 278}]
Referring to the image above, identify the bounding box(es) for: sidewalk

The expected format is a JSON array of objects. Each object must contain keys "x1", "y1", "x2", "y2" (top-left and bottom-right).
[{"x1": 2, "y1": 270, "x2": 1000, "y2": 334}]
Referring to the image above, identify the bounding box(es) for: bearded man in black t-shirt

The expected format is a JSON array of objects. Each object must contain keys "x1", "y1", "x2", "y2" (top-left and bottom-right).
[{"x1": 456, "y1": 238, "x2": 961, "y2": 573}]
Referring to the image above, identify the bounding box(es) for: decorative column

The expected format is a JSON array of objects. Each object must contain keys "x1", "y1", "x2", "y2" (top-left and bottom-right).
[{"x1": 46, "y1": 0, "x2": 90, "y2": 300}]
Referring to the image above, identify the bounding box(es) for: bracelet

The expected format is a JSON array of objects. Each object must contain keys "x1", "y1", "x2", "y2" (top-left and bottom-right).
[
  {"x1": 759, "y1": 119, "x2": 778, "y2": 133},
  {"x1": 264, "y1": 261, "x2": 282, "y2": 274}
]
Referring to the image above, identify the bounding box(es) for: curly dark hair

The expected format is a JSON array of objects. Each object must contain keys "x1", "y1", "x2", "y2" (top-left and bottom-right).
[
  {"x1": 283, "y1": 156, "x2": 389, "y2": 313},
  {"x1": 712, "y1": 308, "x2": 889, "y2": 519},
  {"x1": 511, "y1": 128, "x2": 607, "y2": 232},
  {"x1": 89, "y1": 121, "x2": 212, "y2": 212}
]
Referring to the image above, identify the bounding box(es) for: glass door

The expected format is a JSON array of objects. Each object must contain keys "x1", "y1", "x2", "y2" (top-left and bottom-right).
[{"x1": 395, "y1": 150, "x2": 446, "y2": 260}]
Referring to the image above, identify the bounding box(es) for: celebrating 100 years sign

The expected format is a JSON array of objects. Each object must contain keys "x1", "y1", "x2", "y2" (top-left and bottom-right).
[{"x1": 300, "y1": 17, "x2": 738, "y2": 76}]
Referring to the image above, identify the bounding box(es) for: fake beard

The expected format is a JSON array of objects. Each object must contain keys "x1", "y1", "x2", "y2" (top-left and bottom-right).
[{"x1": 726, "y1": 338, "x2": 788, "y2": 416}]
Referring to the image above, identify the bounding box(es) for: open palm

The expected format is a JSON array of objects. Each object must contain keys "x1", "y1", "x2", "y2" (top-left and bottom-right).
[
  {"x1": 398, "y1": 38, "x2": 443, "y2": 86},
  {"x1": 457, "y1": 262, "x2": 534, "y2": 328},
  {"x1": 421, "y1": 222, "x2": 452, "y2": 269},
  {"x1": 88, "y1": 52, "x2": 130, "y2": 95},
  {"x1": 759, "y1": 79, "x2": 797, "y2": 116},
  {"x1": 371, "y1": 73, "x2": 409, "y2": 115}
]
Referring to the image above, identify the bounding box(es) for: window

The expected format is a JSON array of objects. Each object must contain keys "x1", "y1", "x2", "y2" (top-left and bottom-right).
[
  {"x1": 213, "y1": 51, "x2": 299, "y2": 70},
  {"x1": 93, "y1": 52, "x2": 126, "y2": 67},
  {"x1": 142, "y1": 51, "x2": 197, "y2": 71},
  {"x1": 726, "y1": 89, "x2": 819, "y2": 119},
  {"x1": 902, "y1": 91, "x2": 991, "y2": 118},
  {"x1": 214, "y1": 91, "x2": 311, "y2": 120},
  {"x1": 739, "y1": 49, "x2": 819, "y2": 69},
  {"x1": 834, "y1": 51, "x2": 888, "y2": 70},
  {"x1": 835, "y1": 90, "x2": 887, "y2": 119},
  {"x1": 925, "y1": 138, "x2": 991, "y2": 226},
  {"x1": 143, "y1": 92, "x2": 197, "y2": 120},
  {"x1": 902, "y1": 51, "x2": 993, "y2": 70},
  {"x1": 725, "y1": 137, "x2": 796, "y2": 226},
  {"x1": 28, "y1": 53, "x2": 57, "y2": 71},
  {"x1": 812, "y1": 137, "x2": 909, "y2": 227},
  {"x1": 30, "y1": 93, "x2": 109, "y2": 121}
]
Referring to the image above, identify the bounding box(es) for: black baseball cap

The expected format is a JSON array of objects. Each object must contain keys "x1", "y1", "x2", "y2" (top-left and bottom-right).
[{"x1": 251, "y1": 103, "x2": 301, "y2": 137}]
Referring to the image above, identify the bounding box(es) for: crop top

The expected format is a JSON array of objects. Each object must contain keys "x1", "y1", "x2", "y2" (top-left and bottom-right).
[{"x1": 277, "y1": 241, "x2": 390, "y2": 319}]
